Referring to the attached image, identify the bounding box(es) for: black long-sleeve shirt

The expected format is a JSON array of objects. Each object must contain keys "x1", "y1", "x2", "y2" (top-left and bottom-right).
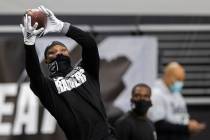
[
  {"x1": 24, "y1": 24, "x2": 114, "y2": 140},
  {"x1": 115, "y1": 111, "x2": 157, "y2": 140}
]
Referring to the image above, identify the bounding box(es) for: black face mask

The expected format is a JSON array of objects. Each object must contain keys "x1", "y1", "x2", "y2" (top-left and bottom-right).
[
  {"x1": 48, "y1": 54, "x2": 72, "y2": 77},
  {"x1": 132, "y1": 100, "x2": 152, "y2": 116}
]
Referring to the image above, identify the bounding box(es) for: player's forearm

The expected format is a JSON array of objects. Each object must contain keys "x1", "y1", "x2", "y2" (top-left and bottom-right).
[
  {"x1": 24, "y1": 44, "x2": 43, "y2": 79},
  {"x1": 64, "y1": 24, "x2": 100, "y2": 79},
  {"x1": 65, "y1": 24, "x2": 99, "y2": 59},
  {"x1": 65, "y1": 24, "x2": 97, "y2": 49}
]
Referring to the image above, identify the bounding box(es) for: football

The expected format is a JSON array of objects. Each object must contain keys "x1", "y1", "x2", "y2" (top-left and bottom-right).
[{"x1": 26, "y1": 9, "x2": 47, "y2": 29}]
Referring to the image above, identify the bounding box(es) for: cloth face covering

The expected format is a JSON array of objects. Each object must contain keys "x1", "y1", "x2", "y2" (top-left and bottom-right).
[
  {"x1": 48, "y1": 54, "x2": 72, "y2": 77},
  {"x1": 132, "y1": 100, "x2": 152, "y2": 116},
  {"x1": 169, "y1": 81, "x2": 184, "y2": 94}
]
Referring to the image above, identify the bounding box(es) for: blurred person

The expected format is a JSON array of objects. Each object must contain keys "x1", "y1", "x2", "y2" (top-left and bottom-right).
[
  {"x1": 115, "y1": 83, "x2": 157, "y2": 140},
  {"x1": 147, "y1": 62, "x2": 206, "y2": 140},
  {"x1": 20, "y1": 6, "x2": 116, "y2": 140}
]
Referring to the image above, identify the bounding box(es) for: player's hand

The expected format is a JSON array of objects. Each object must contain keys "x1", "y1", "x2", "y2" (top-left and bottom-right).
[
  {"x1": 38, "y1": 5, "x2": 64, "y2": 35},
  {"x1": 188, "y1": 119, "x2": 206, "y2": 135},
  {"x1": 20, "y1": 14, "x2": 44, "y2": 45}
]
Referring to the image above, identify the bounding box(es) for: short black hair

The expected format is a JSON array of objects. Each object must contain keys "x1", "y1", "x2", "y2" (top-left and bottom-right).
[
  {"x1": 44, "y1": 41, "x2": 67, "y2": 59},
  {"x1": 131, "y1": 83, "x2": 151, "y2": 96}
]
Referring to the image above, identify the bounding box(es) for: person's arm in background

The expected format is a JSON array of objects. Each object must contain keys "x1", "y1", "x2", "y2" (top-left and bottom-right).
[
  {"x1": 154, "y1": 120, "x2": 188, "y2": 134},
  {"x1": 155, "y1": 118, "x2": 206, "y2": 135},
  {"x1": 147, "y1": 90, "x2": 189, "y2": 135},
  {"x1": 147, "y1": 90, "x2": 205, "y2": 135}
]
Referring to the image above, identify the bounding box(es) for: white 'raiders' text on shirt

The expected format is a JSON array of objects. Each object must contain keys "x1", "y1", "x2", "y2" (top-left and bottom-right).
[{"x1": 53, "y1": 67, "x2": 87, "y2": 94}]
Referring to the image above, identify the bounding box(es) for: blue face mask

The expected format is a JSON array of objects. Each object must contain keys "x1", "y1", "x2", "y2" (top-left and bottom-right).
[{"x1": 169, "y1": 81, "x2": 184, "y2": 94}]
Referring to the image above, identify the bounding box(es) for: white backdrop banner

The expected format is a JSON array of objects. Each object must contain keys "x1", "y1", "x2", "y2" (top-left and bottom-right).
[{"x1": 98, "y1": 36, "x2": 158, "y2": 112}]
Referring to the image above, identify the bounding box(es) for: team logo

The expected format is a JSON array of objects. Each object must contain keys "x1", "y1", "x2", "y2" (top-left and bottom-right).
[{"x1": 53, "y1": 67, "x2": 87, "y2": 94}]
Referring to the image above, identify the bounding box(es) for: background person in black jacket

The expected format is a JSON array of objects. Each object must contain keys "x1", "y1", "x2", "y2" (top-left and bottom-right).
[
  {"x1": 115, "y1": 83, "x2": 157, "y2": 140},
  {"x1": 20, "y1": 5, "x2": 115, "y2": 140},
  {"x1": 147, "y1": 62, "x2": 206, "y2": 140}
]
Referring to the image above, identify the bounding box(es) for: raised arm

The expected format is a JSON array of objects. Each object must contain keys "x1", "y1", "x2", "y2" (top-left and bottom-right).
[
  {"x1": 20, "y1": 14, "x2": 45, "y2": 82},
  {"x1": 20, "y1": 14, "x2": 57, "y2": 115},
  {"x1": 66, "y1": 25, "x2": 99, "y2": 81},
  {"x1": 20, "y1": 14, "x2": 49, "y2": 98},
  {"x1": 24, "y1": 44, "x2": 44, "y2": 80}
]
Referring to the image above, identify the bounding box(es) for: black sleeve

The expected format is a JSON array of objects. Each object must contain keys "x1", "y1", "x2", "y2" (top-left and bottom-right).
[
  {"x1": 155, "y1": 120, "x2": 189, "y2": 134},
  {"x1": 115, "y1": 119, "x2": 131, "y2": 140},
  {"x1": 66, "y1": 25, "x2": 100, "y2": 81},
  {"x1": 25, "y1": 44, "x2": 44, "y2": 81},
  {"x1": 24, "y1": 44, "x2": 56, "y2": 114},
  {"x1": 25, "y1": 44, "x2": 48, "y2": 94}
]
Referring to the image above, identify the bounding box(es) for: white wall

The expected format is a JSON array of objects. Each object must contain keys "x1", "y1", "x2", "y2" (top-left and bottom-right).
[{"x1": 1, "y1": 0, "x2": 210, "y2": 15}]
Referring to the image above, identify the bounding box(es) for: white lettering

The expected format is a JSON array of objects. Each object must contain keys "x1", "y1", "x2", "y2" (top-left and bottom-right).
[
  {"x1": 74, "y1": 71, "x2": 86, "y2": 83},
  {"x1": 54, "y1": 77, "x2": 64, "y2": 93},
  {"x1": 61, "y1": 79, "x2": 71, "y2": 92},
  {"x1": 0, "y1": 83, "x2": 57, "y2": 136},
  {"x1": 54, "y1": 67, "x2": 87, "y2": 94},
  {"x1": 0, "y1": 83, "x2": 16, "y2": 135},
  {"x1": 41, "y1": 109, "x2": 56, "y2": 134},
  {"x1": 12, "y1": 83, "x2": 39, "y2": 135}
]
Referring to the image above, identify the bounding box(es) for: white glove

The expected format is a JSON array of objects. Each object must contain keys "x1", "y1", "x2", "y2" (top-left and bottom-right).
[
  {"x1": 38, "y1": 5, "x2": 64, "y2": 35},
  {"x1": 20, "y1": 14, "x2": 44, "y2": 45}
]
